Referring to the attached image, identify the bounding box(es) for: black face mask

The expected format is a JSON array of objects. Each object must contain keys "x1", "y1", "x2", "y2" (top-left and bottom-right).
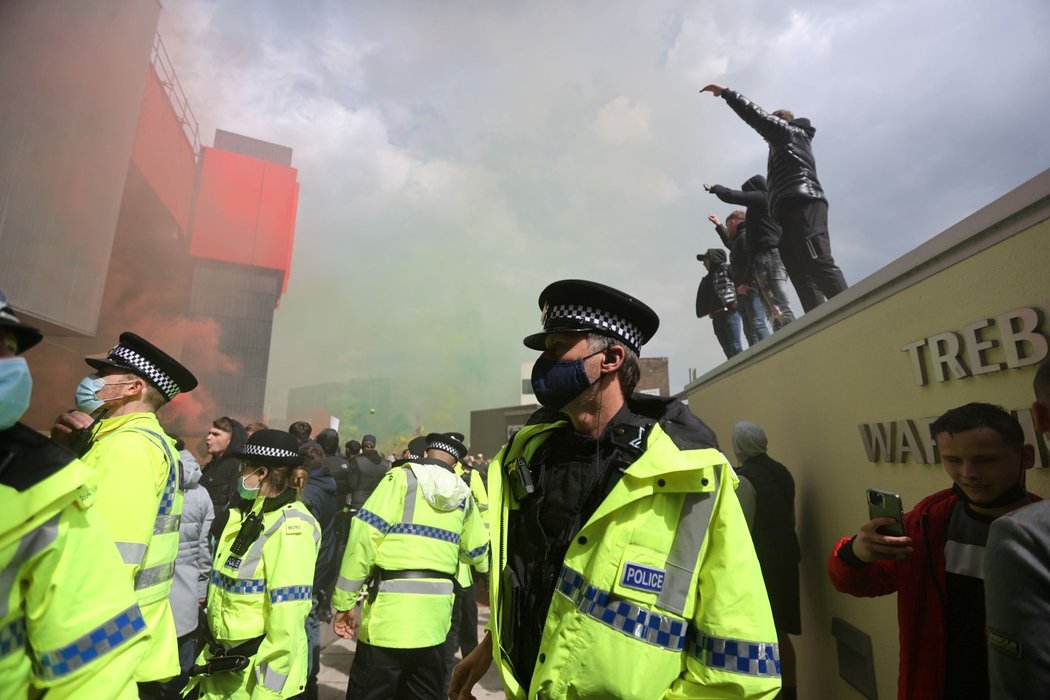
[{"x1": 530, "y1": 350, "x2": 603, "y2": 410}]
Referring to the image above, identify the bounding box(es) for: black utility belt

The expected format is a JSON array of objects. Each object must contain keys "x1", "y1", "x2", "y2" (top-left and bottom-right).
[
  {"x1": 376, "y1": 568, "x2": 455, "y2": 581},
  {"x1": 188, "y1": 635, "x2": 265, "y2": 677}
]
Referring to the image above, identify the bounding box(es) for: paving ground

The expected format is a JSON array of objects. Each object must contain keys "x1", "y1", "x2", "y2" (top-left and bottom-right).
[{"x1": 315, "y1": 604, "x2": 506, "y2": 699}]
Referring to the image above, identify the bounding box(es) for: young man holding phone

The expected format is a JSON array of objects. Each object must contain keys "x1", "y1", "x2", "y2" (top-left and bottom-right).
[{"x1": 827, "y1": 402, "x2": 1040, "y2": 700}]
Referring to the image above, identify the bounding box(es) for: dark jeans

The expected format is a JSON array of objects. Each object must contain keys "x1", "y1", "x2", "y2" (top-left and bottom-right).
[
  {"x1": 778, "y1": 199, "x2": 848, "y2": 312},
  {"x1": 711, "y1": 309, "x2": 743, "y2": 359},
  {"x1": 738, "y1": 288, "x2": 771, "y2": 345},
  {"x1": 347, "y1": 641, "x2": 446, "y2": 700},
  {"x1": 751, "y1": 248, "x2": 796, "y2": 330}
]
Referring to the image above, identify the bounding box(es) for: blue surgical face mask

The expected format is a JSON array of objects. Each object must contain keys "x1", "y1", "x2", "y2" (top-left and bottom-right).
[
  {"x1": 238, "y1": 468, "x2": 265, "y2": 500},
  {"x1": 530, "y1": 349, "x2": 603, "y2": 410},
  {"x1": 74, "y1": 374, "x2": 133, "y2": 415},
  {"x1": 0, "y1": 357, "x2": 32, "y2": 430}
]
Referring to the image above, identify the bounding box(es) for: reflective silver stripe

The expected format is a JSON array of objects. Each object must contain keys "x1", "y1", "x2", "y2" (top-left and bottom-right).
[
  {"x1": 0, "y1": 617, "x2": 26, "y2": 658},
  {"x1": 240, "y1": 509, "x2": 320, "y2": 578},
  {"x1": 153, "y1": 514, "x2": 180, "y2": 535},
  {"x1": 114, "y1": 541, "x2": 148, "y2": 566},
  {"x1": 0, "y1": 514, "x2": 60, "y2": 618},
  {"x1": 656, "y1": 468, "x2": 720, "y2": 616},
  {"x1": 402, "y1": 468, "x2": 418, "y2": 524},
  {"x1": 134, "y1": 559, "x2": 175, "y2": 590},
  {"x1": 945, "y1": 541, "x2": 985, "y2": 579},
  {"x1": 378, "y1": 579, "x2": 454, "y2": 595},
  {"x1": 256, "y1": 661, "x2": 288, "y2": 692},
  {"x1": 337, "y1": 576, "x2": 366, "y2": 592}
]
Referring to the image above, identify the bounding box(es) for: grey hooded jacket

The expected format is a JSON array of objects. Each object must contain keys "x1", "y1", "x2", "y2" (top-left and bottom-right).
[{"x1": 168, "y1": 450, "x2": 214, "y2": 637}]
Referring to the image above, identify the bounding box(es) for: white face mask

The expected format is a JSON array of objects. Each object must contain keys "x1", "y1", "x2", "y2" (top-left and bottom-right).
[
  {"x1": 238, "y1": 468, "x2": 265, "y2": 500},
  {"x1": 0, "y1": 357, "x2": 32, "y2": 430}
]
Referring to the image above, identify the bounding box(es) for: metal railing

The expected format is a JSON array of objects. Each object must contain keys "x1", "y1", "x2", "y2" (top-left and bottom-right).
[{"x1": 151, "y1": 32, "x2": 201, "y2": 158}]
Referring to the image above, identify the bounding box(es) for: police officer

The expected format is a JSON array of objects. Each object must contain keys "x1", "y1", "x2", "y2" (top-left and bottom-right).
[
  {"x1": 51, "y1": 332, "x2": 197, "y2": 694},
  {"x1": 333, "y1": 431, "x2": 489, "y2": 700},
  {"x1": 1, "y1": 292, "x2": 150, "y2": 698},
  {"x1": 190, "y1": 428, "x2": 319, "y2": 699},
  {"x1": 449, "y1": 279, "x2": 781, "y2": 700}
]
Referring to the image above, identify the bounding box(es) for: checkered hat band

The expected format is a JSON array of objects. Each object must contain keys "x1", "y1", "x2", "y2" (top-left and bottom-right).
[
  {"x1": 109, "y1": 345, "x2": 180, "y2": 399},
  {"x1": 544, "y1": 303, "x2": 643, "y2": 351},
  {"x1": 428, "y1": 440, "x2": 464, "y2": 459},
  {"x1": 242, "y1": 443, "x2": 300, "y2": 459}
]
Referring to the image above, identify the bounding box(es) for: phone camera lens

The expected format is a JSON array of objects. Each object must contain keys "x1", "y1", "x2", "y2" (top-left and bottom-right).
[{"x1": 869, "y1": 492, "x2": 883, "y2": 506}]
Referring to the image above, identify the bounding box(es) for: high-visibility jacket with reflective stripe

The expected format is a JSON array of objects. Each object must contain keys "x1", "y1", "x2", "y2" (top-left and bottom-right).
[
  {"x1": 0, "y1": 426, "x2": 149, "y2": 699},
  {"x1": 488, "y1": 420, "x2": 781, "y2": 700},
  {"x1": 81, "y1": 411, "x2": 183, "y2": 683},
  {"x1": 333, "y1": 462, "x2": 489, "y2": 648},
  {"x1": 198, "y1": 497, "x2": 319, "y2": 699},
  {"x1": 453, "y1": 463, "x2": 489, "y2": 588}
]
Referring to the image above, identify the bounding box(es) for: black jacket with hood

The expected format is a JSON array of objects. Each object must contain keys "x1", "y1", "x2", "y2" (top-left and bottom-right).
[
  {"x1": 199, "y1": 418, "x2": 248, "y2": 535},
  {"x1": 710, "y1": 175, "x2": 783, "y2": 272},
  {"x1": 347, "y1": 449, "x2": 388, "y2": 511},
  {"x1": 721, "y1": 89, "x2": 826, "y2": 217},
  {"x1": 696, "y1": 248, "x2": 737, "y2": 318}
]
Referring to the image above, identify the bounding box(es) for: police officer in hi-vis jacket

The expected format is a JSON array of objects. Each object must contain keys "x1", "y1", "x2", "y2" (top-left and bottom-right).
[
  {"x1": 51, "y1": 331, "x2": 197, "y2": 696},
  {"x1": 449, "y1": 279, "x2": 781, "y2": 700},
  {"x1": 1, "y1": 291, "x2": 150, "y2": 698},
  {"x1": 334, "y1": 431, "x2": 488, "y2": 700}
]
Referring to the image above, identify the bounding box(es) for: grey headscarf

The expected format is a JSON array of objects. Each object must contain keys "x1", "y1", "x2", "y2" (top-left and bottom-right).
[{"x1": 732, "y1": 421, "x2": 768, "y2": 463}]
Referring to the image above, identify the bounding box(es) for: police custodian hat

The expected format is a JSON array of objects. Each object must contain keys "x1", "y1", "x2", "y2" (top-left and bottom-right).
[
  {"x1": 523, "y1": 279, "x2": 659, "y2": 355},
  {"x1": 85, "y1": 331, "x2": 198, "y2": 401},
  {"x1": 231, "y1": 429, "x2": 305, "y2": 467},
  {"x1": 425, "y1": 432, "x2": 468, "y2": 462}
]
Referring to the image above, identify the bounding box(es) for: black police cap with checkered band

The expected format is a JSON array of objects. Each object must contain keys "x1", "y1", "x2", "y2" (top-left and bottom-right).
[
  {"x1": 85, "y1": 332, "x2": 197, "y2": 401},
  {"x1": 425, "y1": 432, "x2": 468, "y2": 462},
  {"x1": 230, "y1": 429, "x2": 304, "y2": 467},
  {"x1": 523, "y1": 279, "x2": 659, "y2": 355}
]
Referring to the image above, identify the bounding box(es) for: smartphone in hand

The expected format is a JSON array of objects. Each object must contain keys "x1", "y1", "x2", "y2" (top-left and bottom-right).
[{"x1": 867, "y1": 488, "x2": 905, "y2": 537}]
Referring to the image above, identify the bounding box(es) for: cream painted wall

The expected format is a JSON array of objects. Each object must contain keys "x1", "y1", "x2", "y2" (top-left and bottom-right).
[{"x1": 684, "y1": 211, "x2": 1049, "y2": 697}]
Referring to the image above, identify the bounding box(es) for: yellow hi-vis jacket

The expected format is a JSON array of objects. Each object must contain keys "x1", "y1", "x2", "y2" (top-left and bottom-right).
[
  {"x1": 82, "y1": 412, "x2": 183, "y2": 683},
  {"x1": 488, "y1": 419, "x2": 781, "y2": 700},
  {"x1": 0, "y1": 423, "x2": 149, "y2": 699},
  {"x1": 197, "y1": 494, "x2": 319, "y2": 699},
  {"x1": 333, "y1": 461, "x2": 489, "y2": 648},
  {"x1": 453, "y1": 463, "x2": 489, "y2": 588}
]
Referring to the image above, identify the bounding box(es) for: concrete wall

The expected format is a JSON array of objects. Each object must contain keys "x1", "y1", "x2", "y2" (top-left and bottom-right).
[
  {"x1": 0, "y1": 0, "x2": 162, "y2": 335},
  {"x1": 683, "y1": 170, "x2": 1050, "y2": 698}
]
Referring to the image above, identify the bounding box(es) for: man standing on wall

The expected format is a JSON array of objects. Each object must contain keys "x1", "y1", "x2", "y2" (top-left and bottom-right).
[{"x1": 701, "y1": 84, "x2": 848, "y2": 311}]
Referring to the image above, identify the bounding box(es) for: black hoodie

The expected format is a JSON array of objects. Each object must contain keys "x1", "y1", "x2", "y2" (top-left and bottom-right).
[
  {"x1": 709, "y1": 175, "x2": 782, "y2": 276},
  {"x1": 199, "y1": 418, "x2": 247, "y2": 536}
]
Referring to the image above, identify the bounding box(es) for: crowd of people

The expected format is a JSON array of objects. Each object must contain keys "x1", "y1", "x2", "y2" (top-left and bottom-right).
[
  {"x1": 1, "y1": 89, "x2": 1044, "y2": 700},
  {"x1": 696, "y1": 85, "x2": 849, "y2": 359}
]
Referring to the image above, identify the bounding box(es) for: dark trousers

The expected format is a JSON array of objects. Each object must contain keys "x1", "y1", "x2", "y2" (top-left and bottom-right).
[
  {"x1": 778, "y1": 199, "x2": 848, "y2": 312},
  {"x1": 347, "y1": 641, "x2": 446, "y2": 700}
]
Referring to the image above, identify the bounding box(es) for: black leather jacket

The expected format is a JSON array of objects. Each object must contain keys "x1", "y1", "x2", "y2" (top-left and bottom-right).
[
  {"x1": 696, "y1": 248, "x2": 737, "y2": 317},
  {"x1": 722, "y1": 89, "x2": 826, "y2": 216}
]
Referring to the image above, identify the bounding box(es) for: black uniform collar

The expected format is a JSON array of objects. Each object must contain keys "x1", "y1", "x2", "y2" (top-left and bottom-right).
[{"x1": 418, "y1": 456, "x2": 455, "y2": 471}]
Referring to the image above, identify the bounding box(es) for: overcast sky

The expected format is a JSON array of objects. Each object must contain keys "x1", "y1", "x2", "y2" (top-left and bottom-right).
[{"x1": 159, "y1": 0, "x2": 1050, "y2": 437}]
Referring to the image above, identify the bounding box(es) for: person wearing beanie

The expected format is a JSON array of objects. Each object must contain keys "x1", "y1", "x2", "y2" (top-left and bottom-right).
[{"x1": 732, "y1": 421, "x2": 802, "y2": 700}]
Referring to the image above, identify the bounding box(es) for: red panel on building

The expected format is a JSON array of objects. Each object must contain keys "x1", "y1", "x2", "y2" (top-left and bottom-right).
[
  {"x1": 191, "y1": 147, "x2": 299, "y2": 292},
  {"x1": 130, "y1": 66, "x2": 197, "y2": 235}
]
